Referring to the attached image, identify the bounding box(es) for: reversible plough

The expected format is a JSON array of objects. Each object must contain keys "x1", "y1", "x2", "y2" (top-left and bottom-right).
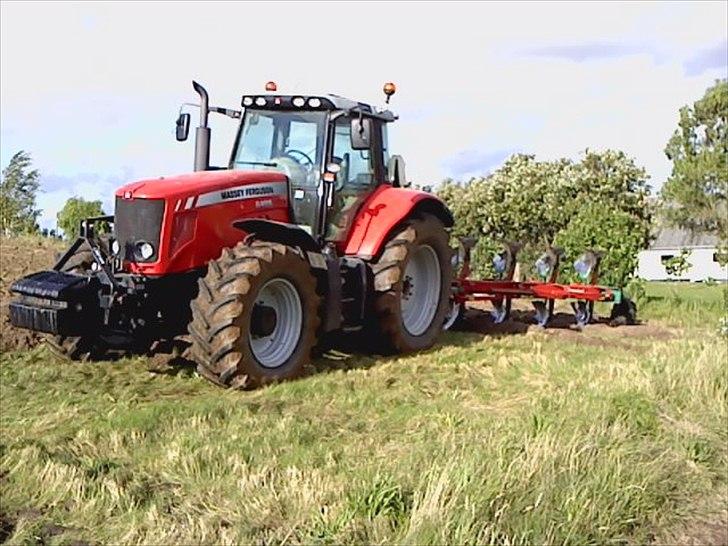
[{"x1": 445, "y1": 239, "x2": 634, "y2": 330}]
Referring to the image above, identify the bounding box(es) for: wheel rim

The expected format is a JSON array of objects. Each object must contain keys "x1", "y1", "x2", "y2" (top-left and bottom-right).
[
  {"x1": 249, "y1": 278, "x2": 303, "y2": 368},
  {"x1": 401, "y1": 244, "x2": 441, "y2": 336},
  {"x1": 443, "y1": 300, "x2": 462, "y2": 331}
]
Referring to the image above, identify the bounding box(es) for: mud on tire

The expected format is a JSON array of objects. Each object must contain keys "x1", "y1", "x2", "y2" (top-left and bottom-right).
[
  {"x1": 187, "y1": 241, "x2": 321, "y2": 389},
  {"x1": 369, "y1": 213, "x2": 452, "y2": 353}
]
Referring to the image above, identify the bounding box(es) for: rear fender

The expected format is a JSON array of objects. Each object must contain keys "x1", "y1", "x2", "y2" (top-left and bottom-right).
[{"x1": 342, "y1": 185, "x2": 454, "y2": 260}]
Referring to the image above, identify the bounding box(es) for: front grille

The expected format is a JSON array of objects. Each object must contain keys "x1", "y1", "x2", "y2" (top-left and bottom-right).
[{"x1": 114, "y1": 197, "x2": 165, "y2": 262}]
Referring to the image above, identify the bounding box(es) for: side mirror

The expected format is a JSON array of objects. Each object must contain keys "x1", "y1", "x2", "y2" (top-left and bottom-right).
[
  {"x1": 176, "y1": 112, "x2": 191, "y2": 142},
  {"x1": 350, "y1": 117, "x2": 371, "y2": 150}
]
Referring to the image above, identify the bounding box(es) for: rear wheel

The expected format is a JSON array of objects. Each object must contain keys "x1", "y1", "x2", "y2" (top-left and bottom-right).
[
  {"x1": 370, "y1": 214, "x2": 451, "y2": 352},
  {"x1": 187, "y1": 241, "x2": 320, "y2": 388}
]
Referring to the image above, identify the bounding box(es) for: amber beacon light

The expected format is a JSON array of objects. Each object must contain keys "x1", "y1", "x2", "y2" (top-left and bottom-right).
[
  {"x1": 383, "y1": 82, "x2": 396, "y2": 103},
  {"x1": 265, "y1": 81, "x2": 278, "y2": 92}
]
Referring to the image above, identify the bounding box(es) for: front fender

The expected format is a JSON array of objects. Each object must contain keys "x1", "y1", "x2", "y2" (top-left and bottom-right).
[
  {"x1": 342, "y1": 184, "x2": 454, "y2": 259},
  {"x1": 234, "y1": 219, "x2": 320, "y2": 252}
]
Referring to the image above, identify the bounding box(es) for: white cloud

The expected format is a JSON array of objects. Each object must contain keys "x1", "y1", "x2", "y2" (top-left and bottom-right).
[{"x1": 1, "y1": 1, "x2": 726, "y2": 229}]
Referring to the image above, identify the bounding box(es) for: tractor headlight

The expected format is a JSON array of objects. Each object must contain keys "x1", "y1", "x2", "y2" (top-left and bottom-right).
[
  {"x1": 242, "y1": 96, "x2": 254, "y2": 107},
  {"x1": 307, "y1": 97, "x2": 321, "y2": 108},
  {"x1": 137, "y1": 242, "x2": 154, "y2": 260},
  {"x1": 111, "y1": 239, "x2": 120, "y2": 255},
  {"x1": 255, "y1": 97, "x2": 267, "y2": 106},
  {"x1": 292, "y1": 97, "x2": 305, "y2": 107}
]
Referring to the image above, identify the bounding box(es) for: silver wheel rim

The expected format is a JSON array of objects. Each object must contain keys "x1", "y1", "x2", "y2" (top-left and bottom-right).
[
  {"x1": 443, "y1": 300, "x2": 462, "y2": 331},
  {"x1": 401, "y1": 244, "x2": 441, "y2": 336},
  {"x1": 249, "y1": 278, "x2": 303, "y2": 368}
]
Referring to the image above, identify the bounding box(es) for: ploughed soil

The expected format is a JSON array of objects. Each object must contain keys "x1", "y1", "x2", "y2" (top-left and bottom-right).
[
  {"x1": 0, "y1": 236, "x2": 63, "y2": 353},
  {"x1": 454, "y1": 298, "x2": 676, "y2": 351}
]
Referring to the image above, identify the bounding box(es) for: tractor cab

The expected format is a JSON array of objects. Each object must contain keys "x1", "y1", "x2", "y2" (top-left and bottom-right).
[{"x1": 177, "y1": 82, "x2": 400, "y2": 245}]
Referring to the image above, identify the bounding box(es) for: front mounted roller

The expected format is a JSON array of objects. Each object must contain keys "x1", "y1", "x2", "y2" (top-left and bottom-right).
[
  {"x1": 187, "y1": 241, "x2": 321, "y2": 389},
  {"x1": 369, "y1": 213, "x2": 452, "y2": 352},
  {"x1": 42, "y1": 236, "x2": 144, "y2": 361},
  {"x1": 46, "y1": 241, "x2": 103, "y2": 361}
]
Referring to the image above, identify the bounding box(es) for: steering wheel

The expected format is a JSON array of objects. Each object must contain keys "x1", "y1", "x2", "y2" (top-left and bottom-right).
[{"x1": 284, "y1": 149, "x2": 314, "y2": 169}]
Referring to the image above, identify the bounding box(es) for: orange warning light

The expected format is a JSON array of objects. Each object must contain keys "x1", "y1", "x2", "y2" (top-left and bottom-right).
[{"x1": 383, "y1": 82, "x2": 396, "y2": 103}]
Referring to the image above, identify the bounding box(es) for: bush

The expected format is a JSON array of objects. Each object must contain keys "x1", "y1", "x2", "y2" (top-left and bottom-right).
[
  {"x1": 439, "y1": 150, "x2": 653, "y2": 286},
  {"x1": 662, "y1": 249, "x2": 691, "y2": 279},
  {"x1": 554, "y1": 204, "x2": 650, "y2": 287}
]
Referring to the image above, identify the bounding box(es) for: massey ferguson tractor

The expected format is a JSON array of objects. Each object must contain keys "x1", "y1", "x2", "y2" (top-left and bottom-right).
[{"x1": 9, "y1": 81, "x2": 455, "y2": 388}]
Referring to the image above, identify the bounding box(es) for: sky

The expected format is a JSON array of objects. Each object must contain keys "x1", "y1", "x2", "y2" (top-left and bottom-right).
[{"x1": 1, "y1": 1, "x2": 727, "y2": 230}]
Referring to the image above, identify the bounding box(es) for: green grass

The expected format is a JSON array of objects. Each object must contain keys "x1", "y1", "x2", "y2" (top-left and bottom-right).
[
  {"x1": 1, "y1": 283, "x2": 726, "y2": 544},
  {"x1": 640, "y1": 281, "x2": 726, "y2": 327}
]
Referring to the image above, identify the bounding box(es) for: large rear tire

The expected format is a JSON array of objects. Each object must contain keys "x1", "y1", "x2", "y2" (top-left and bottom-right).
[
  {"x1": 369, "y1": 214, "x2": 451, "y2": 353},
  {"x1": 187, "y1": 241, "x2": 321, "y2": 389}
]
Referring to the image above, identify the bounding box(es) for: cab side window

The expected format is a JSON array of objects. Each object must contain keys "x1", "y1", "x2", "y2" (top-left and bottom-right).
[{"x1": 332, "y1": 118, "x2": 375, "y2": 189}]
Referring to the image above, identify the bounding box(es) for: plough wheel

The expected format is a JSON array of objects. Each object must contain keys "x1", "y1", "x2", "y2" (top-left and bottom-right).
[{"x1": 609, "y1": 296, "x2": 638, "y2": 326}]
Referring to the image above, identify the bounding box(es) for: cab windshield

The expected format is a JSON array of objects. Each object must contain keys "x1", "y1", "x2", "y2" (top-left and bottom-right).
[{"x1": 231, "y1": 110, "x2": 327, "y2": 189}]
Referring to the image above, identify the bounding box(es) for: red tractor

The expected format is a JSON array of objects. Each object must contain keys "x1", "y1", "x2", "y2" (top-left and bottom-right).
[{"x1": 9, "y1": 81, "x2": 454, "y2": 388}]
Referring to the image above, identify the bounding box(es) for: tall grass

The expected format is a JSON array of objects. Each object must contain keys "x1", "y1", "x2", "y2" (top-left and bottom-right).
[{"x1": 0, "y1": 283, "x2": 726, "y2": 544}]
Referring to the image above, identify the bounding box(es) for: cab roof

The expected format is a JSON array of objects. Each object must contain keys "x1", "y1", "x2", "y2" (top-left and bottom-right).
[{"x1": 241, "y1": 93, "x2": 397, "y2": 122}]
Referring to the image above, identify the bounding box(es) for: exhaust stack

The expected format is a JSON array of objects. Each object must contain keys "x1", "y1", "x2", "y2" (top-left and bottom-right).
[{"x1": 192, "y1": 81, "x2": 210, "y2": 172}]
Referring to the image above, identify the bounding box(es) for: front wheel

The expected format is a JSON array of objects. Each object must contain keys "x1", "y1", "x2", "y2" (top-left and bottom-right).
[
  {"x1": 187, "y1": 241, "x2": 321, "y2": 388},
  {"x1": 369, "y1": 214, "x2": 452, "y2": 353}
]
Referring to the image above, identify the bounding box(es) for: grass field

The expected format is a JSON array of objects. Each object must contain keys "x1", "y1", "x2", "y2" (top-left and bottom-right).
[{"x1": 1, "y1": 277, "x2": 726, "y2": 544}]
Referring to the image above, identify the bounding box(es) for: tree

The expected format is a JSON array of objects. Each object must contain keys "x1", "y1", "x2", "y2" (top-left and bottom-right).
[
  {"x1": 439, "y1": 150, "x2": 653, "y2": 286},
  {"x1": 662, "y1": 80, "x2": 728, "y2": 259},
  {"x1": 0, "y1": 151, "x2": 41, "y2": 235},
  {"x1": 56, "y1": 197, "x2": 106, "y2": 239}
]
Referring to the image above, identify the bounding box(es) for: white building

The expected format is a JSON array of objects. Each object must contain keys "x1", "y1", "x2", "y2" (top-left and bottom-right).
[{"x1": 637, "y1": 228, "x2": 727, "y2": 282}]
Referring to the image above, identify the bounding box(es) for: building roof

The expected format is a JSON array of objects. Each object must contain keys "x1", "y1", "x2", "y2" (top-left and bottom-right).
[{"x1": 650, "y1": 228, "x2": 719, "y2": 250}]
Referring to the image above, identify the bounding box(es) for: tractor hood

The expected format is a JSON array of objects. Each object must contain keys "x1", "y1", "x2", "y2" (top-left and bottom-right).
[{"x1": 115, "y1": 169, "x2": 288, "y2": 202}]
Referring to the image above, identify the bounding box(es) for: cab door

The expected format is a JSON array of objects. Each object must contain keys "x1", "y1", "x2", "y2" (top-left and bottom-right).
[{"x1": 326, "y1": 116, "x2": 385, "y2": 241}]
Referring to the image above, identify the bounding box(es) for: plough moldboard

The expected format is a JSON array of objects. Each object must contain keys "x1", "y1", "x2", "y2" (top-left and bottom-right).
[{"x1": 447, "y1": 239, "x2": 635, "y2": 330}]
